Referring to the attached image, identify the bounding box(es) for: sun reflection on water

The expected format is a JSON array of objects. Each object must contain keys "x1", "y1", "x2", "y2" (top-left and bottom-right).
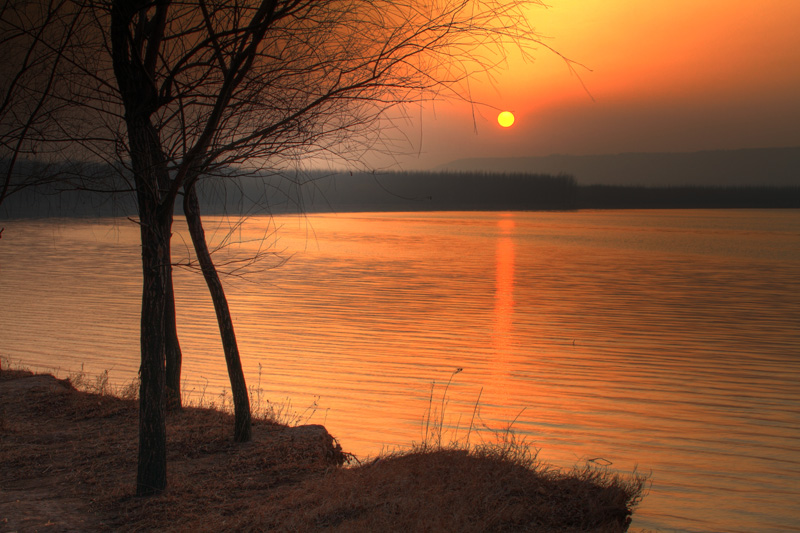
[{"x1": 493, "y1": 216, "x2": 515, "y2": 384}]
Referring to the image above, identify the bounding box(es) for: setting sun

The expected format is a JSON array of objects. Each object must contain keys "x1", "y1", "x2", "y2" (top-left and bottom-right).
[{"x1": 497, "y1": 111, "x2": 515, "y2": 128}]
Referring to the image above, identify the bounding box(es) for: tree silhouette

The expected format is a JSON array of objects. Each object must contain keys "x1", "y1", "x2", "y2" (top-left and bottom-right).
[
  {"x1": 9, "y1": 0, "x2": 555, "y2": 495},
  {"x1": 0, "y1": 0, "x2": 84, "y2": 223}
]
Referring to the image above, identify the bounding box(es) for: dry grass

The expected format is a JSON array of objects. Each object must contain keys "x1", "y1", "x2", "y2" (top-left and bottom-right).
[
  {"x1": 0, "y1": 364, "x2": 647, "y2": 532},
  {"x1": 171, "y1": 362, "x2": 322, "y2": 428},
  {"x1": 272, "y1": 448, "x2": 646, "y2": 533}
]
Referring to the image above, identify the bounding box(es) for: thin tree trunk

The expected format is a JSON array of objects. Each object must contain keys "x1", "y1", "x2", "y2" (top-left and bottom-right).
[
  {"x1": 183, "y1": 182, "x2": 252, "y2": 442},
  {"x1": 164, "y1": 264, "x2": 182, "y2": 410}
]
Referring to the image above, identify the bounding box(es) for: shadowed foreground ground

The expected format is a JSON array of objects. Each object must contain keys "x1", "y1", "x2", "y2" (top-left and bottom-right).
[{"x1": 0, "y1": 369, "x2": 646, "y2": 532}]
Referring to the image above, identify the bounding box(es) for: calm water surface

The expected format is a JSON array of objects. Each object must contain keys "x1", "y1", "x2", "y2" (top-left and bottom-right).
[{"x1": 1, "y1": 210, "x2": 799, "y2": 532}]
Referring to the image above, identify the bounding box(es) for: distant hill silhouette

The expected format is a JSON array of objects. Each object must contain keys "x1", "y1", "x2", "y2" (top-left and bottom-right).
[{"x1": 438, "y1": 147, "x2": 800, "y2": 187}]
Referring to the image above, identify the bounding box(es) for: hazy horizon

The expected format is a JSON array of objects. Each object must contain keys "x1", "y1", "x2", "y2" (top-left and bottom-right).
[
  {"x1": 3, "y1": 146, "x2": 798, "y2": 219},
  {"x1": 436, "y1": 146, "x2": 800, "y2": 187},
  {"x1": 358, "y1": 1, "x2": 800, "y2": 171}
]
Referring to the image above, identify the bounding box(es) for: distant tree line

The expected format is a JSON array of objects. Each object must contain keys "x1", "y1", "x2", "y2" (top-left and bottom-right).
[
  {"x1": 2, "y1": 166, "x2": 798, "y2": 218},
  {"x1": 269, "y1": 170, "x2": 580, "y2": 212}
]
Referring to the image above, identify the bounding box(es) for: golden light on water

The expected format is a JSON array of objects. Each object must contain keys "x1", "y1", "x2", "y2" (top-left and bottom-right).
[
  {"x1": 3, "y1": 211, "x2": 800, "y2": 532},
  {"x1": 492, "y1": 217, "x2": 515, "y2": 391},
  {"x1": 497, "y1": 111, "x2": 515, "y2": 128}
]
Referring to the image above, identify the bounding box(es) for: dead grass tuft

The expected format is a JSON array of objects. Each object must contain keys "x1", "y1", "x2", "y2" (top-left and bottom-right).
[{"x1": 268, "y1": 447, "x2": 646, "y2": 533}]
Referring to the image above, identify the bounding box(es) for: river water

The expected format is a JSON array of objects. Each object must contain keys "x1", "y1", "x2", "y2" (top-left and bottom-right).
[{"x1": 1, "y1": 210, "x2": 799, "y2": 532}]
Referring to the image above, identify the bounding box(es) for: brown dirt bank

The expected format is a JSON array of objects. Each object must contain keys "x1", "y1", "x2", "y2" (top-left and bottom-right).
[{"x1": 1, "y1": 369, "x2": 645, "y2": 532}]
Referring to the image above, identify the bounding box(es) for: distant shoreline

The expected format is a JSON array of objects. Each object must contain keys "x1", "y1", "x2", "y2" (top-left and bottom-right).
[
  {"x1": 574, "y1": 184, "x2": 800, "y2": 210},
  {"x1": 4, "y1": 146, "x2": 799, "y2": 218},
  {"x1": 3, "y1": 168, "x2": 799, "y2": 219}
]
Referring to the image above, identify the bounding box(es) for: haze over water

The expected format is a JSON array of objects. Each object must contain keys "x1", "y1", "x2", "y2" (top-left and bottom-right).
[{"x1": 1, "y1": 210, "x2": 799, "y2": 532}]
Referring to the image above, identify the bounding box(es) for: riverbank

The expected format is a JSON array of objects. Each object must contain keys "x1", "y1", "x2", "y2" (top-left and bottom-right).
[{"x1": 1, "y1": 368, "x2": 646, "y2": 532}]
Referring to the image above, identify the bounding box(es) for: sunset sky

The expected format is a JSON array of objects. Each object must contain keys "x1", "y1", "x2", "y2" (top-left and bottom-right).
[{"x1": 385, "y1": 0, "x2": 800, "y2": 169}]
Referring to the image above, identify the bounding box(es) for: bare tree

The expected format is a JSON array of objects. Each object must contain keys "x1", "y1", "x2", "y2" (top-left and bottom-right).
[
  {"x1": 0, "y1": 0, "x2": 83, "y2": 225},
  {"x1": 114, "y1": 0, "x2": 554, "y2": 496},
  {"x1": 11, "y1": 0, "x2": 554, "y2": 495}
]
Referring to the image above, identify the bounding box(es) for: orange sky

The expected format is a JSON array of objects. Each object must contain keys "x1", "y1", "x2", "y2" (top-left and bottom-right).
[{"x1": 384, "y1": 0, "x2": 800, "y2": 169}]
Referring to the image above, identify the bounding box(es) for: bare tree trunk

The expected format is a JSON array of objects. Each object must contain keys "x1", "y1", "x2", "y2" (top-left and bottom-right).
[
  {"x1": 165, "y1": 264, "x2": 182, "y2": 410},
  {"x1": 183, "y1": 182, "x2": 252, "y2": 442},
  {"x1": 125, "y1": 113, "x2": 173, "y2": 495},
  {"x1": 110, "y1": 0, "x2": 173, "y2": 495},
  {"x1": 135, "y1": 203, "x2": 169, "y2": 496},
  {"x1": 128, "y1": 119, "x2": 171, "y2": 495}
]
